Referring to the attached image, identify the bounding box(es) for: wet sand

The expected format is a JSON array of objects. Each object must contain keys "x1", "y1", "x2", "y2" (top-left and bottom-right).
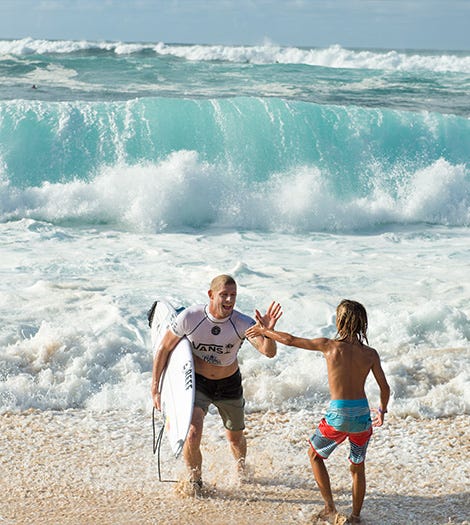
[{"x1": 0, "y1": 410, "x2": 468, "y2": 524}]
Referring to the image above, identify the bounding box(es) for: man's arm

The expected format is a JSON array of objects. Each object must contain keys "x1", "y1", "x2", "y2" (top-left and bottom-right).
[
  {"x1": 248, "y1": 334, "x2": 277, "y2": 358},
  {"x1": 151, "y1": 329, "x2": 182, "y2": 409},
  {"x1": 371, "y1": 351, "x2": 390, "y2": 427}
]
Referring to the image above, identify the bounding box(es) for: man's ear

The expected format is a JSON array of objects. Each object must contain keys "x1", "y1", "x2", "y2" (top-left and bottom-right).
[{"x1": 208, "y1": 289, "x2": 213, "y2": 300}]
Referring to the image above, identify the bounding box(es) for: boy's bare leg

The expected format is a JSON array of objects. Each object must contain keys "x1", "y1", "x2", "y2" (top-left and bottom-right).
[
  {"x1": 349, "y1": 461, "x2": 366, "y2": 522},
  {"x1": 308, "y1": 447, "x2": 337, "y2": 519}
]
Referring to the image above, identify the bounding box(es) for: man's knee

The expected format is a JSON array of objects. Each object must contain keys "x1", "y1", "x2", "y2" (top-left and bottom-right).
[
  {"x1": 187, "y1": 408, "x2": 204, "y2": 445},
  {"x1": 226, "y1": 429, "x2": 245, "y2": 447}
]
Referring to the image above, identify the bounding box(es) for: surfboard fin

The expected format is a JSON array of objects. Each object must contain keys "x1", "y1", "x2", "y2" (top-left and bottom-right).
[
  {"x1": 147, "y1": 300, "x2": 158, "y2": 327},
  {"x1": 174, "y1": 439, "x2": 184, "y2": 459}
]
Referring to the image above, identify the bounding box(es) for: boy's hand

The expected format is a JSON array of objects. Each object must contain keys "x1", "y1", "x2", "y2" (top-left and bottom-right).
[
  {"x1": 371, "y1": 408, "x2": 386, "y2": 427},
  {"x1": 246, "y1": 323, "x2": 264, "y2": 338}
]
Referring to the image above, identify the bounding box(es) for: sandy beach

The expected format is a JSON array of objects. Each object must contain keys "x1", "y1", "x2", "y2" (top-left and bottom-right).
[{"x1": 0, "y1": 409, "x2": 468, "y2": 525}]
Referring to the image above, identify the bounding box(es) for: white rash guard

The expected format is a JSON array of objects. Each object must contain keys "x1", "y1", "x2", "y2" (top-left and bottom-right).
[{"x1": 170, "y1": 304, "x2": 255, "y2": 366}]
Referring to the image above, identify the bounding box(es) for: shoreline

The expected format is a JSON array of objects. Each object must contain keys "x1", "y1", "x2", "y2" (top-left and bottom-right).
[{"x1": 0, "y1": 410, "x2": 468, "y2": 524}]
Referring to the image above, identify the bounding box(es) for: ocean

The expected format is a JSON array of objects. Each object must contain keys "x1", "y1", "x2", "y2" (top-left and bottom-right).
[
  {"x1": 0, "y1": 37, "x2": 469, "y2": 420},
  {"x1": 1, "y1": 37, "x2": 470, "y2": 525}
]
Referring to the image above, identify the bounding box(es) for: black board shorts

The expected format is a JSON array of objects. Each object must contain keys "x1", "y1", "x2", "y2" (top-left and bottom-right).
[{"x1": 194, "y1": 369, "x2": 245, "y2": 431}]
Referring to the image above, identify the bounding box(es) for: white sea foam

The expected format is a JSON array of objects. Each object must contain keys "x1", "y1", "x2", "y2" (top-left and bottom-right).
[
  {"x1": 1, "y1": 38, "x2": 469, "y2": 73},
  {"x1": 24, "y1": 63, "x2": 82, "y2": 89},
  {"x1": 153, "y1": 42, "x2": 470, "y2": 73},
  {"x1": 1, "y1": 152, "x2": 468, "y2": 231},
  {"x1": 0, "y1": 37, "x2": 114, "y2": 56},
  {"x1": 0, "y1": 209, "x2": 468, "y2": 416}
]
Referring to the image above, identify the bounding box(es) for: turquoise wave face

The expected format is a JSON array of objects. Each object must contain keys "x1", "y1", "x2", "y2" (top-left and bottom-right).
[
  {"x1": 0, "y1": 96, "x2": 468, "y2": 190},
  {"x1": 0, "y1": 98, "x2": 469, "y2": 232}
]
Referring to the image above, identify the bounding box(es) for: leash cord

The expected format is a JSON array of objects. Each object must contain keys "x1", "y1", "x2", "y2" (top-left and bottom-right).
[{"x1": 152, "y1": 407, "x2": 177, "y2": 483}]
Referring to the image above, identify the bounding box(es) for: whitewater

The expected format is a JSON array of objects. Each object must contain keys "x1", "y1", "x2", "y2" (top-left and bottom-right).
[{"x1": 0, "y1": 38, "x2": 469, "y2": 524}]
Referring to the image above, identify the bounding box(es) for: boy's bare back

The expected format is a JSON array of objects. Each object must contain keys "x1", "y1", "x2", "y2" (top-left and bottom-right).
[{"x1": 321, "y1": 338, "x2": 383, "y2": 400}]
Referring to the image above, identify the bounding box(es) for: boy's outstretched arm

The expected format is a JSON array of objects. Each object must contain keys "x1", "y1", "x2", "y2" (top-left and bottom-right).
[{"x1": 246, "y1": 311, "x2": 329, "y2": 352}]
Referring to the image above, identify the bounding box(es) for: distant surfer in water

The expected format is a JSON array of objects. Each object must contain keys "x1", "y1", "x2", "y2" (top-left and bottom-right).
[
  {"x1": 151, "y1": 274, "x2": 282, "y2": 493},
  {"x1": 246, "y1": 299, "x2": 390, "y2": 524}
]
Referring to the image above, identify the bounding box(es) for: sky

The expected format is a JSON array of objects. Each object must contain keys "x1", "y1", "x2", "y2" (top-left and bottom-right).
[{"x1": 0, "y1": 0, "x2": 469, "y2": 51}]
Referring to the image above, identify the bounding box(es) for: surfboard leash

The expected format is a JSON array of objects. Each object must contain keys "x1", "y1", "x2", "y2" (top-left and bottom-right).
[
  {"x1": 152, "y1": 407, "x2": 164, "y2": 482},
  {"x1": 152, "y1": 407, "x2": 177, "y2": 483}
]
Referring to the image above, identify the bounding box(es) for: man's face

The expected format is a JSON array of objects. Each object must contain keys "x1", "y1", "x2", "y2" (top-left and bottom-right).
[{"x1": 208, "y1": 283, "x2": 237, "y2": 319}]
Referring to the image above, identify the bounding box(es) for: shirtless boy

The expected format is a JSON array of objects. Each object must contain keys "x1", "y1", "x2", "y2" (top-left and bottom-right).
[
  {"x1": 151, "y1": 275, "x2": 282, "y2": 491},
  {"x1": 246, "y1": 299, "x2": 390, "y2": 524}
]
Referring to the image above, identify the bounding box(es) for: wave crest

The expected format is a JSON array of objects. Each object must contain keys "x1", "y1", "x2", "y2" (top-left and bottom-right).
[{"x1": 1, "y1": 38, "x2": 469, "y2": 73}]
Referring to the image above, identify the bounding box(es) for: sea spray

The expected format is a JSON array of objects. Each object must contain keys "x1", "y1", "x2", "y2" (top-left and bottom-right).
[{"x1": 0, "y1": 39, "x2": 468, "y2": 420}]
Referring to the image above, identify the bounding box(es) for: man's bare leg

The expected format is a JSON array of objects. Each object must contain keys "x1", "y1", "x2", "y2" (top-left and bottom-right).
[
  {"x1": 226, "y1": 429, "x2": 247, "y2": 477},
  {"x1": 308, "y1": 447, "x2": 337, "y2": 520},
  {"x1": 348, "y1": 461, "x2": 366, "y2": 523},
  {"x1": 183, "y1": 407, "x2": 205, "y2": 484}
]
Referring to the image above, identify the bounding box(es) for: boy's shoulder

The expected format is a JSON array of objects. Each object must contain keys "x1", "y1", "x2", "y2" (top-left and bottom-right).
[{"x1": 332, "y1": 339, "x2": 378, "y2": 357}]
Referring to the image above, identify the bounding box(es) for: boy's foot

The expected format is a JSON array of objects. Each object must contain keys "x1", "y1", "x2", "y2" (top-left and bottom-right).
[
  {"x1": 311, "y1": 508, "x2": 338, "y2": 524},
  {"x1": 346, "y1": 515, "x2": 361, "y2": 524}
]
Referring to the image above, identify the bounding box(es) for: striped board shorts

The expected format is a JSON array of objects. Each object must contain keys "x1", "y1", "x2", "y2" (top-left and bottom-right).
[{"x1": 309, "y1": 398, "x2": 373, "y2": 464}]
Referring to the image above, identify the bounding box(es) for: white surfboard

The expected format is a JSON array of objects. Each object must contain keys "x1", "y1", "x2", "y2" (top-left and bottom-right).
[{"x1": 149, "y1": 300, "x2": 194, "y2": 458}]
